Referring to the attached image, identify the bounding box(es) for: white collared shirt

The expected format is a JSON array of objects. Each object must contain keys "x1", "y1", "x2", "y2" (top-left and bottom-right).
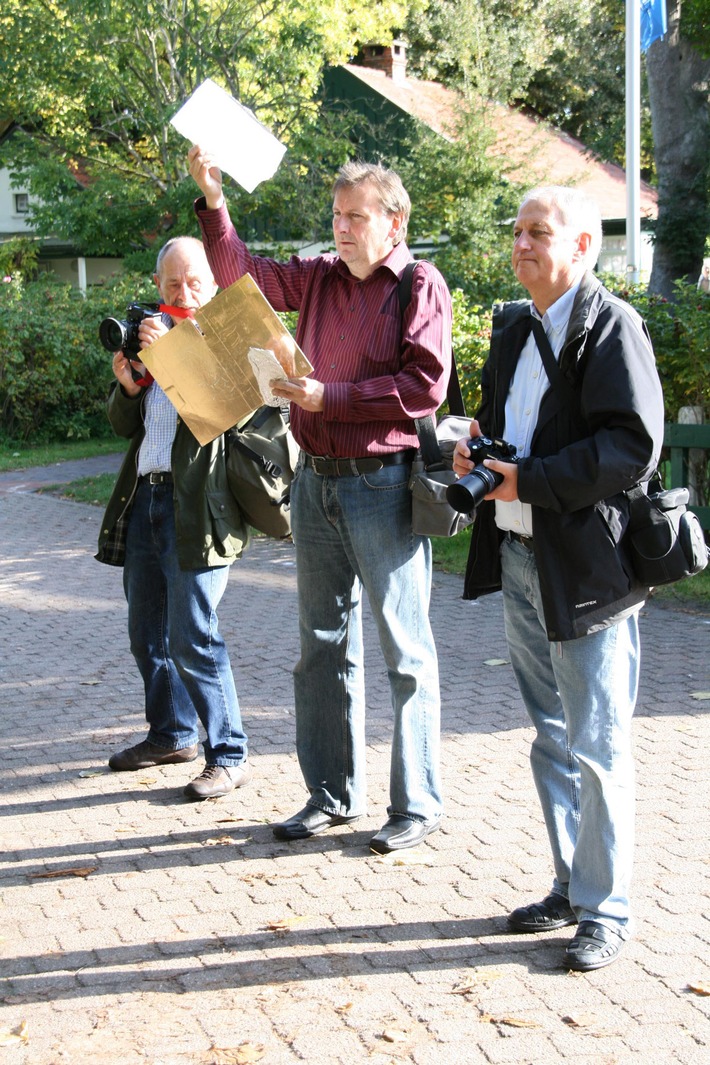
[{"x1": 495, "y1": 280, "x2": 581, "y2": 536}]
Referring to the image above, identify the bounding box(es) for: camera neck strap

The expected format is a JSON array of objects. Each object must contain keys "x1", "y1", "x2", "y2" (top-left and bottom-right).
[
  {"x1": 397, "y1": 260, "x2": 466, "y2": 468},
  {"x1": 529, "y1": 316, "x2": 577, "y2": 410}
]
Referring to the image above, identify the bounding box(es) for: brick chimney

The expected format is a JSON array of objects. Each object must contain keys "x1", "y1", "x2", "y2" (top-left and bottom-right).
[{"x1": 357, "y1": 40, "x2": 408, "y2": 85}]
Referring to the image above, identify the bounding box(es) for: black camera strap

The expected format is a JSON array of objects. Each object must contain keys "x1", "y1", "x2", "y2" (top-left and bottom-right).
[
  {"x1": 397, "y1": 260, "x2": 466, "y2": 468},
  {"x1": 529, "y1": 316, "x2": 578, "y2": 410}
]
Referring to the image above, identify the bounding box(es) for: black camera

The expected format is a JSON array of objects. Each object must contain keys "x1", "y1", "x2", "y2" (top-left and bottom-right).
[
  {"x1": 446, "y1": 436, "x2": 518, "y2": 513},
  {"x1": 99, "y1": 302, "x2": 161, "y2": 360}
]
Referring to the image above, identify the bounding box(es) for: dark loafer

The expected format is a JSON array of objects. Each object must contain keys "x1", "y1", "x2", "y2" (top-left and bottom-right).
[
  {"x1": 565, "y1": 920, "x2": 626, "y2": 971},
  {"x1": 271, "y1": 805, "x2": 361, "y2": 840},
  {"x1": 369, "y1": 814, "x2": 439, "y2": 854},
  {"x1": 508, "y1": 892, "x2": 577, "y2": 933}
]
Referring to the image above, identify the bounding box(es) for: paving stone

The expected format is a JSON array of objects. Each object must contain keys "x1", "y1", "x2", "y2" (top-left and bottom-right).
[{"x1": 1, "y1": 462, "x2": 709, "y2": 1063}]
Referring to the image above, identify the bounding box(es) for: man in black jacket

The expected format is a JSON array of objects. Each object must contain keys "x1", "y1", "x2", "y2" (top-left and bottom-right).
[{"x1": 453, "y1": 186, "x2": 664, "y2": 971}]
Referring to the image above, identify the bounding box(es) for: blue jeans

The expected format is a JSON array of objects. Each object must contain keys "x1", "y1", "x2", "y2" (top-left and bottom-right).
[
  {"x1": 123, "y1": 479, "x2": 247, "y2": 766},
  {"x1": 290, "y1": 461, "x2": 442, "y2": 822},
  {"x1": 501, "y1": 537, "x2": 639, "y2": 935}
]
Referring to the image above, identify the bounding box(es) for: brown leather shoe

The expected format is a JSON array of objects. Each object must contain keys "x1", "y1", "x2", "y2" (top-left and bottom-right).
[
  {"x1": 108, "y1": 739, "x2": 199, "y2": 771},
  {"x1": 183, "y1": 761, "x2": 252, "y2": 801}
]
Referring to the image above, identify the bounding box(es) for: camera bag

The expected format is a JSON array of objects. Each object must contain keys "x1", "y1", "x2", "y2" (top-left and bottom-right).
[
  {"x1": 398, "y1": 262, "x2": 475, "y2": 538},
  {"x1": 625, "y1": 475, "x2": 709, "y2": 586},
  {"x1": 226, "y1": 404, "x2": 299, "y2": 538}
]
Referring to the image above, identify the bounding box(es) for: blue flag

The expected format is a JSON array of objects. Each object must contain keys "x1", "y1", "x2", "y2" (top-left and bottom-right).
[{"x1": 641, "y1": 0, "x2": 667, "y2": 52}]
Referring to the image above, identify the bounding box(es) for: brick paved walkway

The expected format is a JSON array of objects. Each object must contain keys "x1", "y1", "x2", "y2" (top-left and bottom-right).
[{"x1": 1, "y1": 459, "x2": 709, "y2": 1064}]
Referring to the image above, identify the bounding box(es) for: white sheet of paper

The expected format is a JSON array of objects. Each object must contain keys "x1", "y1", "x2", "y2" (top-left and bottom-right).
[
  {"x1": 247, "y1": 346, "x2": 288, "y2": 407},
  {"x1": 170, "y1": 78, "x2": 286, "y2": 193}
]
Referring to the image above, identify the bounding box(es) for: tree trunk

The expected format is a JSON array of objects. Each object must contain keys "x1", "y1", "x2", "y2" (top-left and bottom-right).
[{"x1": 646, "y1": 1, "x2": 710, "y2": 298}]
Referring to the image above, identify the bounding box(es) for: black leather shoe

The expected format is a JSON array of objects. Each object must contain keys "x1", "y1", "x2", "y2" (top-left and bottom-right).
[
  {"x1": 369, "y1": 814, "x2": 439, "y2": 854},
  {"x1": 272, "y1": 805, "x2": 361, "y2": 840},
  {"x1": 565, "y1": 920, "x2": 626, "y2": 971},
  {"x1": 109, "y1": 739, "x2": 199, "y2": 771},
  {"x1": 508, "y1": 892, "x2": 577, "y2": 933}
]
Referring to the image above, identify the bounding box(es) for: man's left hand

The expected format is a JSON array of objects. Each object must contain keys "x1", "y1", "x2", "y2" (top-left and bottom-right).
[{"x1": 271, "y1": 377, "x2": 324, "y2": 412}]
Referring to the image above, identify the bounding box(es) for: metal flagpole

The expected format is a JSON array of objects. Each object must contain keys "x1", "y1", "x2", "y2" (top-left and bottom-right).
[{"x1": 625, "y1": 0, "x2": 641, "y2": 284}]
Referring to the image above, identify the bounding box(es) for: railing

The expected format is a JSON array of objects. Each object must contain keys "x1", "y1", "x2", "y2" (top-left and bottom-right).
[{"x1": 663, "y1": 423, "x2": 710, "y2": 531}]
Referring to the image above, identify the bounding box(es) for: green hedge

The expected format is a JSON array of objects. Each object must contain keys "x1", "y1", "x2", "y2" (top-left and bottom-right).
[
  {"x1": 1, "y1": 271, "x2": 707, "y2": 446},
  {"x1": 0, "y1": 272, "x2": 150, "y2": 443}
]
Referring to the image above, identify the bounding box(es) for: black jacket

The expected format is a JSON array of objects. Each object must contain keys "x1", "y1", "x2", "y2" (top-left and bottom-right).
[{"x1": 463, "y1": 272, "x2": 665, "y2": 641}]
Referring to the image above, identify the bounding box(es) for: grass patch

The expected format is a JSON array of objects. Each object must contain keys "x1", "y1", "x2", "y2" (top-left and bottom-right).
[
  {"x1": 39, "y1": 473, "x2": 117, "y2": 507},
  {"x1": 0, "y1": 437, "x2": 127, "y2": 473},
  {"x1": 430, "y1": 523, "x2": 709, "y2": 606},
  {"x1": 11, "y1": 439, "x2": 710, "y2": 606},
  {"x1": 648, "y1": 564, "x2": 710, "y2": 607},
  {"x1": 431, "y1": 526, "x2": 472, "y2": 573}
]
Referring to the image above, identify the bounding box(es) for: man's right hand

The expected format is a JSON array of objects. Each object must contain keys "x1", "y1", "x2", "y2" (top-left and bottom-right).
[
  {"x1": 452, "y1": 418, "x2": 483, "y2": 477},
  {"x1": 112, "y1": 352, "x2": 143, "y2": 397},
  {"x1": 188, "y1": 144, "x2": 225, "y2": 210}
]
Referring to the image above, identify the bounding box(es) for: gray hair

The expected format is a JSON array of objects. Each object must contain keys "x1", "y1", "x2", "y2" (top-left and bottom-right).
[
  {"x1": 520, "y1": 185, "x2": 603, "y2": 268},
  {"x1": 333, "y1": 161, "x2": 411, "y2": 245},
  {"x1": 155, "y1": 236, "x2": 210, "y2": 277}
]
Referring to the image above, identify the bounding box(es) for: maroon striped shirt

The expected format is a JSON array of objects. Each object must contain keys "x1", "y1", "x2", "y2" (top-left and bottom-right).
[{"x1": 196, "y1": 199, "x2": 453, "y2": 458}]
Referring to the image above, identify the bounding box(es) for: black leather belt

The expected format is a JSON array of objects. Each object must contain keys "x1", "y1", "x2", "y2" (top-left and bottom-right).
[
  {"x1": 141, "y1": 471, "x2": 173, "y2": 485},
  {"x1": 506, "y1": 530, "x2": 534, "y2": 550},
  {"x1": 304, "y1": 449, "x2": 416, "y2": 477}
]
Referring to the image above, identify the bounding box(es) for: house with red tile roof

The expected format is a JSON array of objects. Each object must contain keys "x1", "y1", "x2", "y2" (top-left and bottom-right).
[{"x1": 326, "y1": 42, "x2": 658, "y2": 277}]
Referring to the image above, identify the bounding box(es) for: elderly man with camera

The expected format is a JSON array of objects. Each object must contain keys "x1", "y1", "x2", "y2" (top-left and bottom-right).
[
  {"x1": 96, "y1": 236, "x2": 252, "y2": 801},
  {"x1": 453, "y1": 186, "x2": 664, "y2": 971}
]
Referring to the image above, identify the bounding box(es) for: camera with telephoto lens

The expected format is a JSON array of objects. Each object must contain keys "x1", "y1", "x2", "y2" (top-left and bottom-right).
[
  {"x1": 446, "y1": 435, "x2": 519, "y2": 513},
  {"x1": 98, "y1": 302, "x2": 161, "y2": 360}
]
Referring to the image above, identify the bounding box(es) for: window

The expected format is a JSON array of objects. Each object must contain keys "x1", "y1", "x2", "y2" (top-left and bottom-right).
[{"x1": 14, "y1": 193, "x2": 29, "y2": 214}]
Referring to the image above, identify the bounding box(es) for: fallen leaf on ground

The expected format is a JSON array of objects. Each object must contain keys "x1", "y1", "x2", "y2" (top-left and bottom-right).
[
  {"x1": 264, "y1": 915, "x2": 309, "y2": 932},
  {"x1": 137, "y1": 777, "x2": 157, "y2": 785},
  {"x1": 562, "y1": 1013, "x2": 597, "y2": 1028},
  {"x1": 449, "y1": 968, "x2": 503, "y2": 994},
  {"x1": 687, "y1": 981, "x2": 710, "y2": 996},
  {"x1": 483, "y1": 1014, "x2": 540, "y2": 1028},
  {"x1": 29, "y1": 866, "x2": 97, "y2": 879},
  {"x1": 690, "y1": 691, "x2": 710, "y2": 700},
  {"x1": 203, "y1": 1043, "x2": 265, "y2": 1064},
  {"x1": 78, "y1": 769, "x2": 105, "y2": 777},
  {"x1": 203, "y1": 835, "x2": 234, "y2": 846},
  {"x1": 0, "y1": 1020, "x2": 28, "y2": 1046},
  {"x1": 483, "y1": 658, "x2": 509, "y2": 666},
  {"x1": 80, "y1": 680, "x2": 100, "y2": 686},
  {"x1": 216, "y1": 817, "x2": 245, "y2": 823},
  {"x1": 335, "y1": 1002, "x2": 353, "y2": 1014},
  {"x1": 381, "y1": 1029, "x2": 408, "y2": 1042}
]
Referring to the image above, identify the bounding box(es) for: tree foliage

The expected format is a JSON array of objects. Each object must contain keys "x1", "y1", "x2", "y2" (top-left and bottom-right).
[
  {"x1": 0, "y1": 0, "x2": 405, "y2": 256},
  {"x1": 646, "y1": 1, "x2": 710, "y2": 298}
]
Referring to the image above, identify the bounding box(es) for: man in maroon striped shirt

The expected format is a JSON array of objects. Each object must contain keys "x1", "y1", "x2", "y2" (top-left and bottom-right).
[{"x1": 189, "y1": 146, "x2": 452, "y2": 854}]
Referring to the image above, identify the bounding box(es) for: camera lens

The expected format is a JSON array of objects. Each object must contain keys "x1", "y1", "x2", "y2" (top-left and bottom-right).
[
  {"x1": 99, "y1": 318, "x2": 127, "y2": 352},
  {"x1": 446, "y1": 465, "x2": 503, "y2": 513}
]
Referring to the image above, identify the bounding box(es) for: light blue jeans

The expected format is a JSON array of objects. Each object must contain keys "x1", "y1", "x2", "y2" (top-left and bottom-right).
[
  {"x1": 123, "y1": 479, "x2": 248, "y2": 766},
  {"x1": 290, "y1": 460, "x2": 442, "y2": 823},
  {"x1": 501, "y1": 536, "x2": 639, "y2": 935}
]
